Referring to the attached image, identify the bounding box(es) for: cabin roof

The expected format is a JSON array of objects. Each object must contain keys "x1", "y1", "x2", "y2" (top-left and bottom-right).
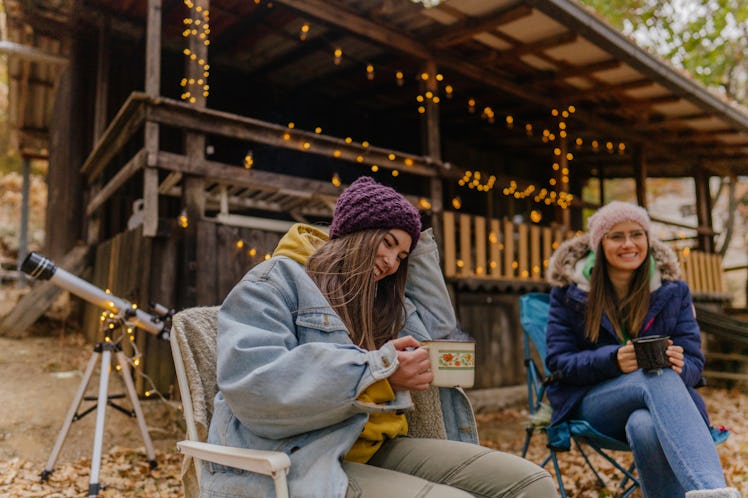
[{"x1": 5, "y1": 0, "x2": 748, "y2": 178}]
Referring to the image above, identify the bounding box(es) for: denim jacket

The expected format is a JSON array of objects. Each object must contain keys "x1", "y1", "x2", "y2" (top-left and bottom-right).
[{"x1": 202, "y1": 229, "x2": 478, "y2": 498}]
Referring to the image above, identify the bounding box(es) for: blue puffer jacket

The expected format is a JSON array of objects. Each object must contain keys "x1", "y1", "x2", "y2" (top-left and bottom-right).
[{"x1": 545, "y1": 234, "x2": 709, "y2": 428}]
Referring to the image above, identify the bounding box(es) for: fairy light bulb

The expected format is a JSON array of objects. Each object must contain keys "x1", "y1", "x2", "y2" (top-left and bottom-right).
[
  {"x1": 366, "y1": 64, "x2": 375, "y2": 80},
  {"x1": 331, "y1": 173, "x2": 342, "y2": 187},
  {"x1": 395, "y1": 71, "x2": 404, "y2": 87},
  {"x1": 178, "y1": 210, "x2": 189, "y2": 229},
  {"x1": 333, "y1": 48, "x2": 342, "y2": 65},
  {"x1": 299, "y1": 23, "x2": 310, "y2": 41}
]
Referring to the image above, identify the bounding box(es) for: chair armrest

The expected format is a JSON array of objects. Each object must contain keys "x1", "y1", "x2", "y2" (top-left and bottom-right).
[{"x1": 177, "y1": 440, "x2": 291, "y2": 477}]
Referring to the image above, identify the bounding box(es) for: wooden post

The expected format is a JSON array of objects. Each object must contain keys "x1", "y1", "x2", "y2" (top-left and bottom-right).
[
  {"x1": 421, "y1": 60, "x2": 443, "y2": 242},
  {"x1": 694, "y1": 167, "x2": 714, "y2": 253},
  {"x1": 181, "y1": 0, "x2": 210, "y2": 306},
  {"x1": 633, "y1": 145, "x2": 647, "y2": 209},
  {"x1": 87, "y1": 18, "x2": 110, "y2": 246},
  {"x1": 143, "y1": 0, "x2": 162, "y2": 237}
]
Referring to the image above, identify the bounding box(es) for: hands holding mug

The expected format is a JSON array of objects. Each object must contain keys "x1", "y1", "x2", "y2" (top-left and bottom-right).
[
  {"x1": 616, "y1": 338, "x2": 685, "y2": 374},
  {"x1": 388, "y1": 336, "x2": 476, "y2": 390},
  {"x1": 388, "y1": 336, "x2": 433, "y2": 391}
]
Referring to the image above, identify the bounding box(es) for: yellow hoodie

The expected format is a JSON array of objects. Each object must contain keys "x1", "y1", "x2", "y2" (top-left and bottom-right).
[{"x1": 273, "y1": 224, "x2": 408, "y2": 463}]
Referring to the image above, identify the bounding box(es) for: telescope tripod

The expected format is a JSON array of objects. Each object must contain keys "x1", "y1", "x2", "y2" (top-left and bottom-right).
[{"x1": 41, "y1": 339, "x2": 157, "y2": 497}]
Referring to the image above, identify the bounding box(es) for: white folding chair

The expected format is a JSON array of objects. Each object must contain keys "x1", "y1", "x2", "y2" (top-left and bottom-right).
[{"x1": 170, "y1": 306, "x2": 291, "y2": 498}]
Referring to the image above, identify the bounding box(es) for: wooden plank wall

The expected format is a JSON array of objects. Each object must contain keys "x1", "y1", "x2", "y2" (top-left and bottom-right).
[
  {"x1": 86, "y1": 221, "x2": 283, "y2": 395},
  {"x1": 455, "y1": 293, "x2": 524, "y2": 388},
  {"x1": 194, "y1": 221, "x2": 284, "y2": 306}
]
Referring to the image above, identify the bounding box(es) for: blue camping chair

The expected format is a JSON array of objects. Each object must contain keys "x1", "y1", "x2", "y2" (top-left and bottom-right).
[
  {"x1": 519, "y1": 292, "x2": 729, "y2": 498},
  {"x1": 520, "y1": 292, "x2": 639, "y2": 498}
]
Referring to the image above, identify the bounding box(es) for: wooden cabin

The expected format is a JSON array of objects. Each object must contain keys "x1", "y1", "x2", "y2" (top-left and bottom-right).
[{"x1": 4, "y1": 0, "x2": 748, "y2": 392}]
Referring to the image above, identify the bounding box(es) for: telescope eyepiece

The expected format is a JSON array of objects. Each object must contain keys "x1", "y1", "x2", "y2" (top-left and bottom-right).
[{"x1": 20, "y1": 252, "x2": 57, "y2": 281}]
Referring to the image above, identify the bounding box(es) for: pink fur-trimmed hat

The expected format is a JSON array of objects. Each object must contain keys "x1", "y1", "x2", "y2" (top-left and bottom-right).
[{"x1": 587, "y1": 201, "x2": 651, "y2": 250}]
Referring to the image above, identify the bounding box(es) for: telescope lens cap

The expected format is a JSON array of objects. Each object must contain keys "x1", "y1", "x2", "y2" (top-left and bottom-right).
[{"x1": 20, "y1": 252, "x2": 56, "y2": 280}]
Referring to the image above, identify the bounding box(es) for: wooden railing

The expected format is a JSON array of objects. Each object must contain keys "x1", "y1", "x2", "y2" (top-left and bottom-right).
[
  {"x1": 441, "y1": 211, "x2": 729, "y2": 298},
  {"x1": 441, "y1": 211, "x2": 573, "y2": 281},
  {"x1": 678, "y1": 249, "x2": 727, "y2": 296}
]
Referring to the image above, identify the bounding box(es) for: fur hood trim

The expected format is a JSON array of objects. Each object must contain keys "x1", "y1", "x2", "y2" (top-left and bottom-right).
[{"x1": 547, "y1": 233, "x2": 680, "y2": 287}]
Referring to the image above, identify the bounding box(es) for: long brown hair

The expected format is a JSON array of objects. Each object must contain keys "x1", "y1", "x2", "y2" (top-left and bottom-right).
[
  {"x1": 584, "y1": 241, "x2": 651, "y2": 342},
  {"x1": 306, "y1": 229, "x2": 408, "y2": 350}
]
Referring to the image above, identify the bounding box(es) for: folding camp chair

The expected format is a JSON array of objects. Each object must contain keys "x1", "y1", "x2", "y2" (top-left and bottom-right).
[
  {"x1": 169, "y1": 306, "x2": 461, "y2": 498},
  {"x1": 169, "y1": 306, "x2": 291, "y2": 498},
  {"x1": 519, "y1": 292, "x2": 639, "y2": 498},
  {"x1": 519, "y1": 292, "x2": 730, "y2": 498}
]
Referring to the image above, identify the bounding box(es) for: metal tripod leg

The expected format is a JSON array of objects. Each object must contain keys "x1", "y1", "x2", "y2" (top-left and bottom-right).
[
  {"x1": 40, "y1": 342, "x2": 158, "y2": 497},
  {"x1": 114, "y1": 351, "x2": 156, "y2": 467},
  {"x1": 87, "y1": 344, "x2": 113, "y2": 497},
  {"x1": 41, "y1": 349, "x2": 100, "y2": 482}
]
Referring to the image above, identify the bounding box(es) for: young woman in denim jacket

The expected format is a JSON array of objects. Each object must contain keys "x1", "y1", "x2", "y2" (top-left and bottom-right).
[
  {"x1": 203, "y1": 177, "x2": 557, "y2": 498},
  {"x1": 545, "y1": 201, "x2": 737, "y2": 498}
]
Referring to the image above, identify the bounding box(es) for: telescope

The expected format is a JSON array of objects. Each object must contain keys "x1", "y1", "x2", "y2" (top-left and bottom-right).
[{"x1": 21, "y1": 251, "x2": 171, "y2": 340}]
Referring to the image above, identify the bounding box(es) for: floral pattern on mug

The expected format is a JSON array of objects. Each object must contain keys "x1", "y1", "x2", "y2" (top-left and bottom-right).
[{"x1": 437, "y1": 350, "x2": 475, "y2": 370}]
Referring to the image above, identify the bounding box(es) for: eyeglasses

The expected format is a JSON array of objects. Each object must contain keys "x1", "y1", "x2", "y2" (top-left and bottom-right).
[{"x1": 603, "y1": 230, "x2": 647, "y2": 245}]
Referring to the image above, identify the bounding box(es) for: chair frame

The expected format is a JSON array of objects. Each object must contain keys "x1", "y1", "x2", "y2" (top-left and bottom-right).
[
  {"x1": 520, "y1": 293, "x2": 639, "y2": 498},
  {"x1": 170, "y1": 318, "x2": 291, "y2": 498}
]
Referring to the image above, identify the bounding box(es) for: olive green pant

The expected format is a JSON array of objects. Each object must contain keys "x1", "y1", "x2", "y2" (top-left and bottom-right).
[{"x1": 343, "y1": 437, "x2": 557, "y2": 498}]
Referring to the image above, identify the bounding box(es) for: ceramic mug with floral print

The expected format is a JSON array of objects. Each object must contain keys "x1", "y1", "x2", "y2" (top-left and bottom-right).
[{"x1": 421, "y1": 340, "x2": 476, "y2": 388}]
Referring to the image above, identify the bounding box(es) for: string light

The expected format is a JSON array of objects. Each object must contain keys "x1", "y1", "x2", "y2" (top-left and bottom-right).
[
  {"x1": 333, "y1": 48, "x2": 342, "y2": 65},
  {"x1": 178, "y1": 209, "x2": 189, "y2": 228},
  {"x1": 299, "y1": 23, "x2": 310, "y2": 41},
  {"x1": 181, "y1": 1, "x2": 210, "y2": 103},
  {"x1": 243, "y1": 150, "x2": 254, "y2": 169},
  {"x1": 366, "y1": 64, "x2": 375, "y2": 80},
  {"x1": 395, "y1": 71, "x2": 404, "y2": 87},
  {"x1": 331, "y1": 173, "x2": 342, "y2": 187}
]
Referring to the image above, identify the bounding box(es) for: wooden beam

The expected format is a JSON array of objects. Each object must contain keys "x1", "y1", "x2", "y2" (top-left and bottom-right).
[
  {"x1": 144, "y1": 0, "x2": 162, "y2": 237},
  {"x1": 494, "y1": 32, "x2": 577, "y2": 60},
  {"x1": 86, "y1": 149, "x2": 147, "y2": 216},
  {"x1": 633, "y1": 145, "x2": 647, "y2": 208},
  {"x1": 145, "y1": 97, "x2": 440, "y2": 177},
  {"x1": 694, "y1": 167, "x2": 714, "y2": 252},
  {"x1": 565, "y1": 78, "x2": 653, "y2": 99},
  {"x1": 532, "y1": 58, "x2": 621, "y2": 82},
  {"x1": 273, "y1": 0, "x2": 432, "y2": 60},
  {"x1": 156, "y1": 151, "x2": 343, "y2": 201},
  {"x1": 430, "y1": 3, "x2": 532, "y2": 48},
  {"x1": 80, "y1": 93, "x2": 148, "y2": 181}
]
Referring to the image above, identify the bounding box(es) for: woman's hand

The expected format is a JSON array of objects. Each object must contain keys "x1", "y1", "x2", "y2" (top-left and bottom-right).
[
  {"x1": 388, "y1": 336, "x2": 433, "y2": 391},
  {"x1": 666, "y1": 340, "x2": 684, "y2": 374},
  {"x1": 616, "y1": 342, "x2": 639, "y2": 373}
]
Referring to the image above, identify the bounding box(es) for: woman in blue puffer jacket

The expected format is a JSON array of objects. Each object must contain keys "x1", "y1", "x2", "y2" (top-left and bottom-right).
[{"x1": 545, "y1": 201, "x2": 737, "y2": 498}]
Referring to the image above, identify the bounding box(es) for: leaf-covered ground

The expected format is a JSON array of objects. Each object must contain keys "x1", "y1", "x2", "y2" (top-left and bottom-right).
[{"x1": 1, "y1": 386, "x2": 746, "y2": 497}]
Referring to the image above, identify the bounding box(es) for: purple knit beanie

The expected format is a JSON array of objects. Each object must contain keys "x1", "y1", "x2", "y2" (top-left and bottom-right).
[
  {"x1": 329, "y1": 177, "x2": 422, "y2": 250},
  {"x1": 588, "y1": 201, "x2": 651, "y2": 250}
]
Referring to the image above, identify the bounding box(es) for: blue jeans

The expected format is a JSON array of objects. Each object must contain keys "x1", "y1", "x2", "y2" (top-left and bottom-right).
[{"x1": 575, "y1": 369, "x2": 725, "y2": 498}]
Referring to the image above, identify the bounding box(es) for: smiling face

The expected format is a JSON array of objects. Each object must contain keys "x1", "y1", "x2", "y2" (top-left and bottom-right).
[
  {"x1": 373, "y1": 228, "x2": 412, "y2": 281},
  {"x1": 601, "y1": 220, "x2": 648, "y2": 275}
]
